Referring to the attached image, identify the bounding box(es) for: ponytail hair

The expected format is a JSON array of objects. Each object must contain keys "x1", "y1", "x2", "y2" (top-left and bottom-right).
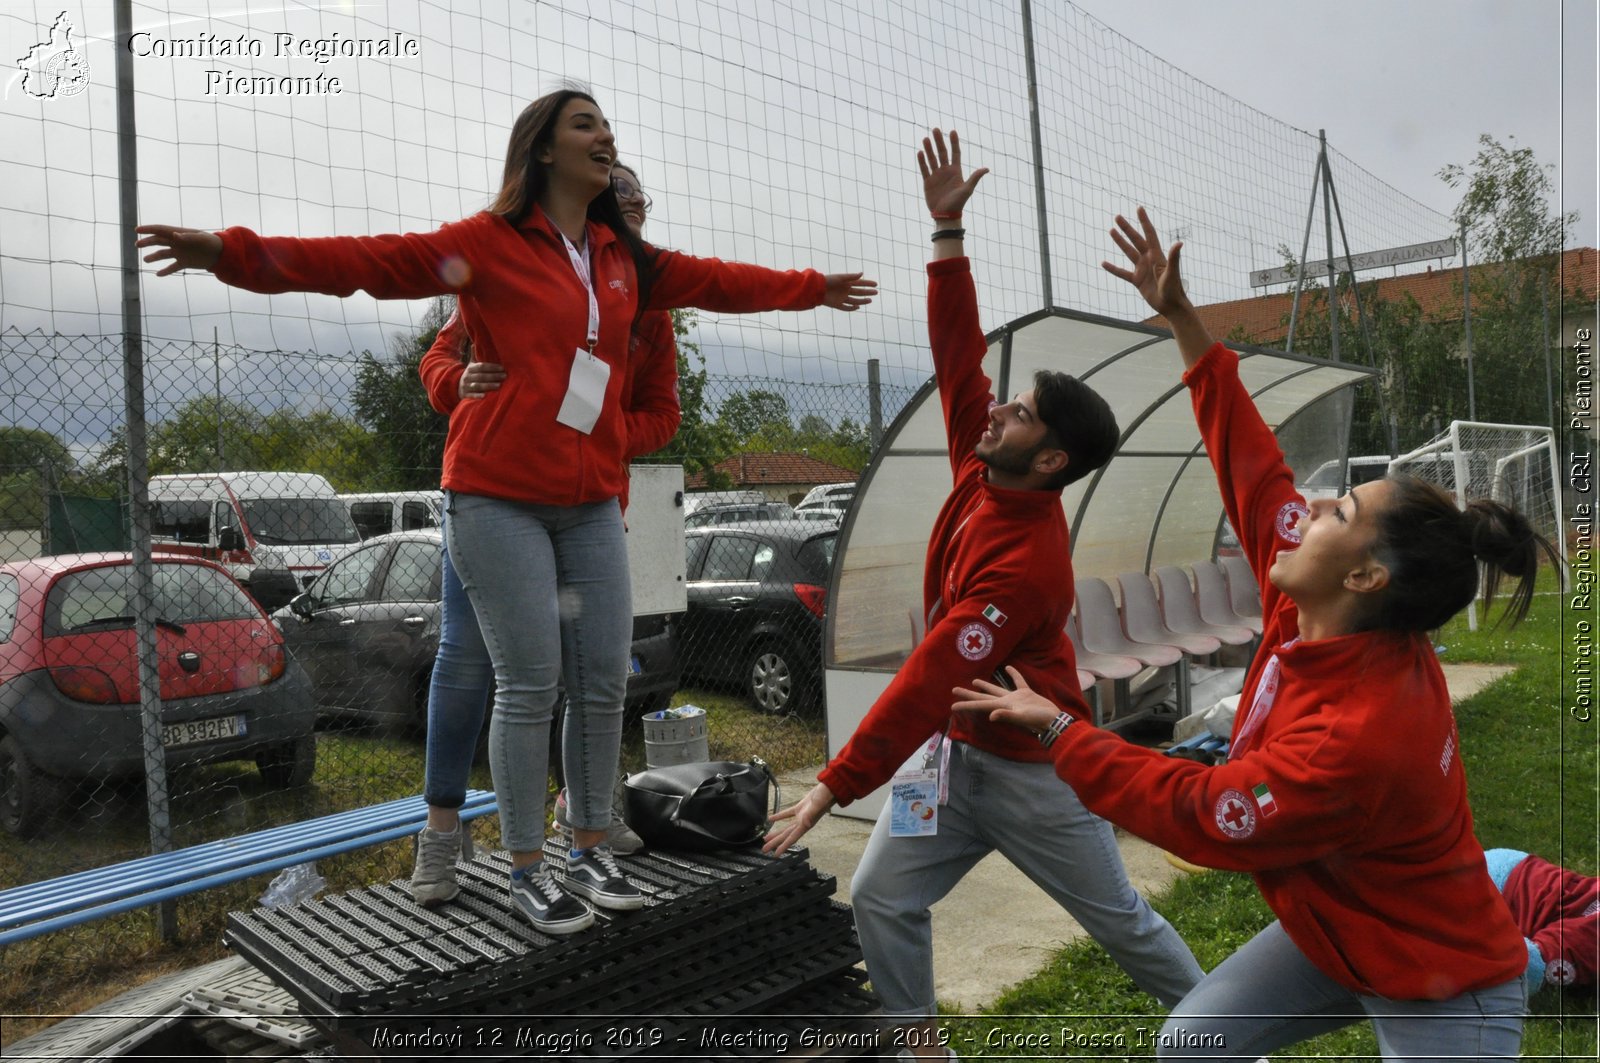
[{"x1": 1369, "y1": 476, "x2": 1559, "y2": 632}]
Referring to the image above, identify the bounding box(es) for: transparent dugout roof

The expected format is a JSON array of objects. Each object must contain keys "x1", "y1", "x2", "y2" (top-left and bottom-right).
[{"x1": 827, "y1": 309, "x2": 1373, "y2": 673}]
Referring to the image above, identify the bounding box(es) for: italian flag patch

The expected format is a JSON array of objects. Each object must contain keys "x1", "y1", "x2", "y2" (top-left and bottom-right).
[
  {"x1": 982, "y1": 604, "x2": 1008, "y2": 627},
  {"x1": 1251, "y1": 782, "x2": 1278, "y2": 817}
]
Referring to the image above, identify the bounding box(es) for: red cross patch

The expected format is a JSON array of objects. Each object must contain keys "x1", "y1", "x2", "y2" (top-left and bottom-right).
[
  {"x1": 1275, "y1": 501, "x2": 1310, "y2": 544},
  {"x1": 957, "y1": 622, "x2": 994, "y2": 661},
  {"x1": 1214, "y1": 788, "x2": 1257, "y2": 839}
]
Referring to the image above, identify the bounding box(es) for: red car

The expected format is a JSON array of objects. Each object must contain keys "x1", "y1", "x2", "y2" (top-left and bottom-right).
[{"x1": 0, "y1": 553, "x2": 317, "y2": 836}]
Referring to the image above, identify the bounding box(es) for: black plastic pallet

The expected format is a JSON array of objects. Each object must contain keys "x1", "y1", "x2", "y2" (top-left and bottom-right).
[{"x1": 226, "y1": 845, "x2": 820, "y2": 1014}]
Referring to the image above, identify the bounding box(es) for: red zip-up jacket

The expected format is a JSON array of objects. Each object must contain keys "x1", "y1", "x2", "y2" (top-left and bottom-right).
[
  {"x1": 421, "y1": 305, "x2": 680, "y2": 512},
  {"x1": 214, "y1": 209, "x2": 821, "y2": 506},
  {"x1": 1048, "y1": 343, "x2": 1526, "y2": 1000},
  {"x1": 818, "y1": 257, "x2": 1090, "y2": 805},
  {"x1": 1504, "y1": 853, "x2": 1599, "y2": 988}
]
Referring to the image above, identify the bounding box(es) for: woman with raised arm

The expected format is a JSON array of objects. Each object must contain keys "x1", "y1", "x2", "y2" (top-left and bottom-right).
[
  {"x1": 140, "y1": 88, "x2": 875, "y2": 936},
  {"x1": 954, "y1": 208, "x2": 1556, "y2": 1059}
]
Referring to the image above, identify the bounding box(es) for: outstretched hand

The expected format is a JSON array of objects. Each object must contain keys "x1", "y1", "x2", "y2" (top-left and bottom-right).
[
  {"x1": 135, "y1": 224, "x2": 224, "y2": 276},
  {"x1": 1102, "y1": 207, "x2": 1189, "y2": 319},
  {"x1": 951, "y1": 666, "x2": 1061, "y2": 735},
  {"x1": 762, "y1": 781, "x2": 837, "y2": 855},
  {"x1": 823, "y1": 272, "x2": 878, "y2": 312},
  {"x1": 918, "y1": 128, "x2": 989, "y2": 218}
]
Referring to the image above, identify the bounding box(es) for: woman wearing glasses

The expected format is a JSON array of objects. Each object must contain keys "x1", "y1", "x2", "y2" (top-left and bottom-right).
[{"x1": 139, "y1": 88, "x2": 875, "y2": 934}]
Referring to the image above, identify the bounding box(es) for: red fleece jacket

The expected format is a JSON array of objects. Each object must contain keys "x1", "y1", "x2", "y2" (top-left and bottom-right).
[
  {"x1": 214, "y1": 209, "x2": 820, "y2": 506},
  {"x1": 818, "y1": 257, "x2": 1090, "y2": 805},
  {"x1": 1049, "y1": 343, "x2": 1526, "y2": 1001},
  {"x1": 1504, "y1": 853, "x2": 1600, "y2": 988}
]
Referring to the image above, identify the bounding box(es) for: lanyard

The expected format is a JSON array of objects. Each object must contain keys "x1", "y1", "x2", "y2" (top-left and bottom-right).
[
  {"x1": 559, "y1": 229, "x2": 600, "y2": 351},
  {"x1": 1233, "y1": 637, "x2": 1298, "y2": 752}
]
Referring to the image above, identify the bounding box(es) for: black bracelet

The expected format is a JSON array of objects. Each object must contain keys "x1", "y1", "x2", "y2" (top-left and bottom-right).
[
  {"x1": 931, "y1": 227, "x2": 966, "y2": 242},
  {"x1": 1037, "y1": 711, "x2": 1073, "y2": 748}
]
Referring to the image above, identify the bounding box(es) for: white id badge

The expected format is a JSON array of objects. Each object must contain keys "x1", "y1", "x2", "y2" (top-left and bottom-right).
[
  {"x1": 889, "y1": 769, "x2": 940, "y2": 837},
  {"x1": 556, "y1": 348, "x2": 610, "y2": 434}
]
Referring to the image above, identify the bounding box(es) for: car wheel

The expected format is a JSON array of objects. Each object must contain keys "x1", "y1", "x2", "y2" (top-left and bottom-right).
[
  {"x1": 256, "y1": 734, "x2": 316, "y2": 789},
  {"x1": 746, "y1": 642, "x2": 811, "y2": 715},
  {"x1": 0, "y1": 734, "x2": 61, "y2": 838}
]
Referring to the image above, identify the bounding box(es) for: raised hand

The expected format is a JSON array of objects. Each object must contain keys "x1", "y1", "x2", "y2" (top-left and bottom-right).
[
  {"x1": 951, "y1": 666, "x2": 1060, "y2": 735},
  {"x1": 823, "y1": 272, "x2": 878, "y2": 311},
  {"x1": 1102, "y1": 207, "x2": 1189, "y2": 319},
  {"x1": 918, "y1": 128, "x2": 989, "y2": 219},
  {"x1": 135, "y1": 224, "x2": 224, "y2": 276}
]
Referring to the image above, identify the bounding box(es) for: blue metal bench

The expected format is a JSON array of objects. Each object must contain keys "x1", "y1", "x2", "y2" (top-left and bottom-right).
[{"x1": 0, "y1": 789, "x2": 497, "y2": 946}]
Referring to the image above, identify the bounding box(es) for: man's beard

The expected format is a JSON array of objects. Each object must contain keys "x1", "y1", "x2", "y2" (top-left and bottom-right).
[{"x1": 976, "y1": 438, "x2": 1047, "y2": 477}]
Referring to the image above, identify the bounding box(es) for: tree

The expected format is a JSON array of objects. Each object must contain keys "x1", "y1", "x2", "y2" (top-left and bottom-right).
[
  {"x1": 350, "y1": 297, "x2": 453, "y2": 489},
  {"x1": 718, "y1": 389, "x2": 792, "y2": 441},
  {"x1": 0, "y1": 427, "x2": 74, "y2": 531},
  {"x1": 647, "y1": 309, "x2": 733, "y2": 487}
]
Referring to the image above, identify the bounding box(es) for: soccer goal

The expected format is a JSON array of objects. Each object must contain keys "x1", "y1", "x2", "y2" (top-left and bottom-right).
[{"x1": 1387, "y1": 421, "x2": 1567, "y2": 629}]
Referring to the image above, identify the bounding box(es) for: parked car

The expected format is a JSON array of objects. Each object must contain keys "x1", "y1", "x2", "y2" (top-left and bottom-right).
[
  {"x1": 275, "y1": 529, "x2": 681, "y2": 732},
  {"x1": 797, "y1": 481, "x2": 856, "y2": 510},
  {"x1": 679, "y1": 523, "x2": 835, "y2": 714},
  {"x1": 0, "y1": 553, "x2": 317, "y2": 837},
  {"x1": 149, "y1": 471, "x2": 360, "y2": 611},
  {"x1": 683, "y1": 500, "x2": 795, "y2": 529}
]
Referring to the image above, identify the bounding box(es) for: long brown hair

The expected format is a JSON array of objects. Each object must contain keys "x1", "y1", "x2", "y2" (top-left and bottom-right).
[{"x1": 489, "y1": 85, "x2": 657, "y2": 320}]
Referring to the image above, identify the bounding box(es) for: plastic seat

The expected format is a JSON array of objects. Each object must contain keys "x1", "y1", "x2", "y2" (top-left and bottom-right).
[
  {"x1": 1194, "y1": 560, "x2": 1263, "y2": 636},
  {"x1": 1075, "y1": 578, "x2": 1182, "y2": 668},
  {"x1": 1065, "y1": 610, "x2": 1140, "y2": 728},
  {"x1": 1117, "y1": 572, "x2": 1221, "y2": 658},
  {"x1": 1154, "y1": 566, "x2": 1254, "y2": 646},
  {"x1": 1218, "y1": 555, "x2": 1266, "y2": 627}
]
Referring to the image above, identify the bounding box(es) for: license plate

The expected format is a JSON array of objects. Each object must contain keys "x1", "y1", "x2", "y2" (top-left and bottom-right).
[
  {"x1": 162, "y1": 714, "x2": 247, "y2": 748},
  {"x1": 629, "y1": 655, "x2": 643, "y2": 675}
]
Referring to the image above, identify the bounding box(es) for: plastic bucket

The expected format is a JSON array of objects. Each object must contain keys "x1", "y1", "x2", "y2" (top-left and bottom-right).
[{"x1": 641, "y1": 706, "x2": 709, "y2": 768}]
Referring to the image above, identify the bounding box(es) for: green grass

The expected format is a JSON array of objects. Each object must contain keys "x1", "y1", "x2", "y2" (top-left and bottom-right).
[{"x1": 943, "y1": 581, "x2": 1598, "y2": 1059}]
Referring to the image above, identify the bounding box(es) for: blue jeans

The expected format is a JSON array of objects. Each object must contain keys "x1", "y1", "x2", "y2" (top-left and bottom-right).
[
  {"x1": 444, "y1": 491, "x2": 632, "y2": 852},
  {"x1": 1158, "y1": 919, "x2": 1525, "y2": 1061},
  {"x1": 850, "y1": 740, "x2": 1203, "y2": 1020},
  {"x1": 421, "y1": 511, "x2": 493, "y2": 810}
]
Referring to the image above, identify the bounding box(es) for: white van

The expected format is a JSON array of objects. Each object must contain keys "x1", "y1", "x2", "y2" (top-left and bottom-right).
[
  {"x1": 149, "y1": 471, "x2": 360, "y2": 609},
  {"x1": 339, "y1": 491, "x2": 442, "y2": 540}
]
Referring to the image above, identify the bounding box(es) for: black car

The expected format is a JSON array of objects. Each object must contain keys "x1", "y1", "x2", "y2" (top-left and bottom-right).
[
  {"x1": 679, "y1": 523, "x2": 836, "y2": 714},
  {"x1": 274, "y1": 529, "x2": 680, "y2": 731}
]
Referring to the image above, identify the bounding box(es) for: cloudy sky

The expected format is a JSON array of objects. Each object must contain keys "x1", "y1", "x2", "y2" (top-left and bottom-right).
[{"x1": 1, "y1": 0, "x2": 1594, "y2": 446}]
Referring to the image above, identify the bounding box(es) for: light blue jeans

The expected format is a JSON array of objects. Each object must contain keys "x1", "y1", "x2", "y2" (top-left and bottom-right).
[
  {"x1": 444, "y1": 491, "x2": 632, "y2": 852},
  {"x1": 421, "y1": 511, "x2": 493, "y2": 810},
  {"x1": 850, "y1": 740, "x2": 1203, "y2": 1020},
  {"x1": 1158, "y1": 919, "x2": 1526, "y2": 1061}
]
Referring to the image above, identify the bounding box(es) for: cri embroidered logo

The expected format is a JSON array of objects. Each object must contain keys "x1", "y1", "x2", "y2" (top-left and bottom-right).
[
  {"x1": 956, "y1": 622, "x2": 993, "y2": 661},
  {"x1": 1214, "y1": 789, "x2": 1257, "y2": 839},
  {"x1": 1275, "y1": 500, "x2": 1309, "y2": 544}
]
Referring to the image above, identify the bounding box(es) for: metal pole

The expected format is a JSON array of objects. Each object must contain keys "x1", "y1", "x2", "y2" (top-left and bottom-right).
[
  {"x1": 867, "y1": 358, "x2": 883, "y2": 449},
  {"x1": 1019, "y1": 0, "x2": 1053, "y2": 308},
  {"x1": 1542, "y1": 268, "x2": 1555, "y2": 434},
  {"x1": 115, "y1": 0, "x2": 175, "y2": 936},
  {"x1": 1321, "y1": 132, "x2": 1340, "y2": 362},
  {"x1": 1285, "y1": 140, "x2": 1324, "y2": 353},
  {"x1": 1462, "y1": 221, "x2": 1476, "y2": 420},
  {"x1": 214, "y1": 326, "x2": 224, "y2": 471}
]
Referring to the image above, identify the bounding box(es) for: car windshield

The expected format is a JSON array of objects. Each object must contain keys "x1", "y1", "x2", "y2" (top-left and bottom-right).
[
  {"x1": 241, "y1": 498, "x2": 359, "y2": 545},
  {"x1": 45, "y1": 562, "x2": 262, "y2": 635}
]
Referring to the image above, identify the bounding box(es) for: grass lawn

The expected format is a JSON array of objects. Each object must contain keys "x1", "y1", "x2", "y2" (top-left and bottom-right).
[{"x1": 948, "y1": 583, "x2": 1598, "y2": 1059}]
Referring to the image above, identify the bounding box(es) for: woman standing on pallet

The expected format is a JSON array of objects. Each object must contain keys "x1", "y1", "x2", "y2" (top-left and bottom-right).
[
  {"x1": 955, "y1": 208, "x2": 1556, "y2": 1059},
  {"x1": 138, "y1": 86, "x2": 875, "y2": 936},
  {"x1": 406, "y1": 160, "x2": 673, "y2": 898}
]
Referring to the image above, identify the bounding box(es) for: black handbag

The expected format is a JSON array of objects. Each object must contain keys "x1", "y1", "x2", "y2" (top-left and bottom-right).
[{"x1": 622, "y1": 757, "x2": 778, "y2": 852}]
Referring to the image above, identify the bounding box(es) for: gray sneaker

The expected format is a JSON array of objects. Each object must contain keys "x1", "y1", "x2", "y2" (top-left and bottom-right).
[
  {"x1": 409, "y1": 825, "x2": 472, "y2": 908},
  {"x1": 509, "y1": 863, "x2": 594, "y2": 935},
  {"x1": 552, "y1": 788, "x2": 643, "y2": 855}
]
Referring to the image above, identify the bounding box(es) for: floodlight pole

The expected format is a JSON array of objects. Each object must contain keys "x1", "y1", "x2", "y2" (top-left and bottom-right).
[
  {"x1": 1019, "y1": 0, "x2": 1053, "y2": 308},
  {"x1": 1285, "y1": 142, "x2": 1325, "y2": 353},
  {"x1": 1321, "y1": 132, "x2": 1340, "y2": 362},
  {"x1": 116, "y1": 0, "x2": 176, "y2": 939}
]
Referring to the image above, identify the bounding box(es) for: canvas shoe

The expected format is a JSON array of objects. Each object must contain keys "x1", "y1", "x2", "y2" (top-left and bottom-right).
[
  {"x1": 565, "y1": 844, "x2": 645, "y2": 911},
  {"x1": 408, "y1": 825, "x2": 473, "y2": 908},
  {"x1": 508, "y1": 863, "x2": 594, "y2": 935},
  {"x1": 551, "y1": 788, "x2": 643, "y2": 855}
]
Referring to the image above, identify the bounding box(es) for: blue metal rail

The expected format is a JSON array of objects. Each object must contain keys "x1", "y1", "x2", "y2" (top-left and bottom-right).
[{"x1": 0, "y1": 789, "x2": 497, "y2": 946}]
